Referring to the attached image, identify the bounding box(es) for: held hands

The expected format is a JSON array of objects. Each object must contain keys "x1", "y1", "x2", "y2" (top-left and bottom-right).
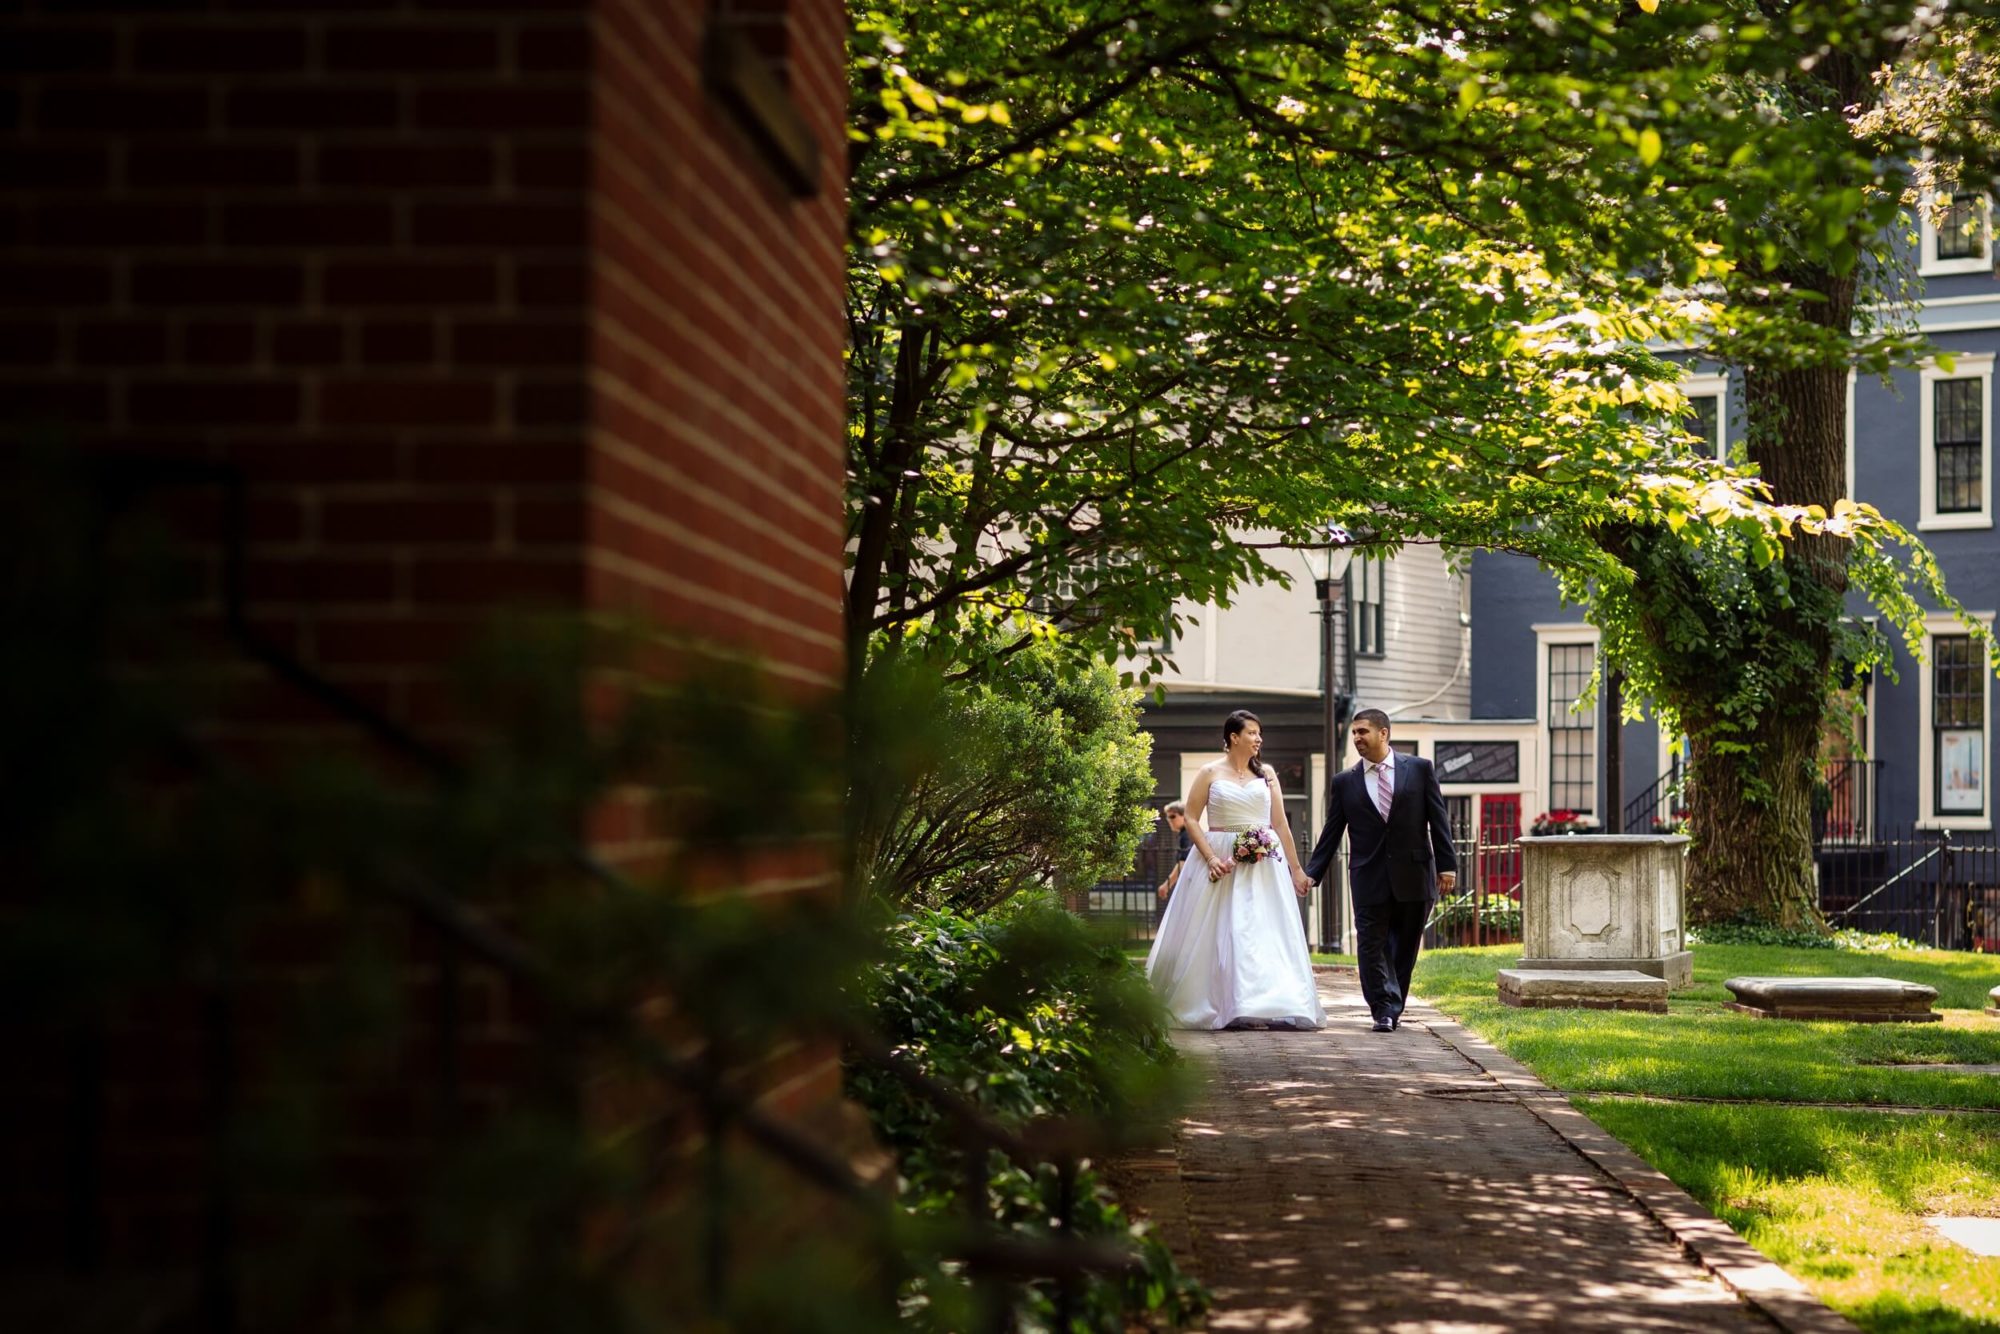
[
  {"x1": 1290, "y1": 867, "x2": 1311, "y2": 898},
  {"x1": 1206, "y1": 856, "x2": 1230, "y2": 882},
  {"x1": 1438, "y1": 871, "x2": 1457, "y2": 892}
]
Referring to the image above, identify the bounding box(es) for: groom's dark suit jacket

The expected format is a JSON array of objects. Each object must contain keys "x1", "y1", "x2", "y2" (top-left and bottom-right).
[{"x1": 1302, "y1": 753, "x2": 1457, "y2": 905}]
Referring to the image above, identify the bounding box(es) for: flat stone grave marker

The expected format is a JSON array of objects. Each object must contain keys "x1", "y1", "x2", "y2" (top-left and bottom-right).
[
  {"x1": 1724, "y1": 976, "x2": 1940, "y2": 1023},
  {"x1": 1497, "y1": 968, "x2": 1668, "y2": 1013},
  {"x1": 1928, "y1": 1216, "x2": 2000, "y2": 1256}
]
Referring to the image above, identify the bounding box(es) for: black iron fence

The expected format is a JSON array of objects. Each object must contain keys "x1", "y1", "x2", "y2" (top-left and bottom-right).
[
  {"x1": 1091, "y1": 808, "x2": 2000, "y2": 957},
  {"x1": 1082, "y1": 826, "x2": 1529, "y2": 952},
  {"x1": 1819, "y1": 823, "x2": 2000, "y2": 949}
]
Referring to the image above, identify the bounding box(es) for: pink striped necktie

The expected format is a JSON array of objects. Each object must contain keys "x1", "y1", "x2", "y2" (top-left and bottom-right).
[{"x1": 1373, "y1": 762, "x2": 1393, "y2": 820}]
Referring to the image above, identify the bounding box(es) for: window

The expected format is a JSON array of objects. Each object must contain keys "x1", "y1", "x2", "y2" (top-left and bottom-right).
[
  {"x1": 1937, "y1": 379, "x2": 1983, "y2": 513},
  {"x1": 1680, "y1": 372, "x2": 1728, "y2": 461},
  {"x1": 1935, "y1": 637, "x2": 1984, "y2": 815},
  {"x1": 1919, "y1": 615, "x2": 1995, "y2": 829},
  {"x1": 1351, "y1": 555, "x2": 1386, "y2": 657},
  {"x1": 1920, "y1": 356, "x2": 1994, "y2": 530},
  {"x1": 1546, "y1": 641, "x2": 1596, "y2": 814},
  {"x1": 1921, "y1": 191, "x2": 1992, "y2": 276}
]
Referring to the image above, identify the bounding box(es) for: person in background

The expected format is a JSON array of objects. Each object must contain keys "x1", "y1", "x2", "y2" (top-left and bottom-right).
[{"x1": 1154, "y1": 800, "x2": 1190, "y2": 920}]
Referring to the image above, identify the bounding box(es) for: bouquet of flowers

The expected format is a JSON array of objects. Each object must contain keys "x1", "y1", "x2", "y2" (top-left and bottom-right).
[{"x1": 1231, "y1": 826, "x2": 1281, "y2": 865}]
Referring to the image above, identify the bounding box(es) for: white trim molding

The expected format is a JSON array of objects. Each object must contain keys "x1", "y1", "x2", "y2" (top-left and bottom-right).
[
  {"x1": 1918, "y1": 353, "x2": 1995, "y2": 531},
  {"x1": 1681, "y1": 371, "x2": 1730, "y2": 461},
  {"x1": 1534, "y1": 623, "x2": 1601, "y2": 818},
  {"x1": 1918, "y1": 611, "x2": 1996, "y2": 831},
  {"x1": 1919, "y1": 191, "x2": 1994, "y2": 277}
]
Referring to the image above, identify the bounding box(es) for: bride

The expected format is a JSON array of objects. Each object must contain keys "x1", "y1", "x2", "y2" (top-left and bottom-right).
[{"x1": 1146, "y1": 710, "x2": 1326, "y2": 1030}]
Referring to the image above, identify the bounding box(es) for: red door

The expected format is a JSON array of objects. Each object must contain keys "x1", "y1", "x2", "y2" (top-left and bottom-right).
[{"x1": 1478, "y1": 794, "x2": 1523, "y2": 897}]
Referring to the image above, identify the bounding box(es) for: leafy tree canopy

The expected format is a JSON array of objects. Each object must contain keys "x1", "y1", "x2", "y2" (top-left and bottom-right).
[{"x1": 845, "y1": 0, "x2": 1896, "y2": 681}]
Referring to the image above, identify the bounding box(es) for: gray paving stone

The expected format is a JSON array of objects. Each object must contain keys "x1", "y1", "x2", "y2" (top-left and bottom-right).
[{"x1": 1126, "y1": 975, "x2": 1801, "y2": 1331}]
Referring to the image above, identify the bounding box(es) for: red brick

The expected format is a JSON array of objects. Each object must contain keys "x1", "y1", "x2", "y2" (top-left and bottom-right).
[
  {"x1": 325, "y1": 25, "x2": 500, "y2": 72},
  {"x1": 133, "y1": 261, "x2": 302, "y2": 307},
  {"x1": 322, "y1": 497, "x2": 495, "y2": 545},
  {"x1": 0, "y1": 260, "x2": 110, "y2": 307},
  {"x1": 323, "y1": 260, "x2": 497, "y2": 308},
  {"x1": 0, "y1": 144, "x2": 110, "y2": 189},
  {"x1": 129, "y1": 143, "x2": 299, "y2": 191},
  {"x1": 411, "y1": 202, "x2": 582, "y2": 249},
  {"x1": 0, "y1": 321, "x2": 60, "y2": 366},
  {"x1": 134, "y1": 25, "x2": 309, "y2": 73},
  {"x1": 313, "y1": 615, "x2": 479, "y2": 668},
  {"x1": 514, "y1": 23, "x2": 591, "y2": 74},
  {"x1": 517, "y1": 260, "x2": 587, "y2": 306},
  {"x1": 358, "y1": 321, "x2": 436, "y2": 366},
  {"x1": 130, "y1": 380, "x2": 300, "y2": 426},
  {"x1": 316, "y1": 143, "x2": 492, "y2": 190},
  {"x1": 409, "y1": 440, "x2": 581, "y2": 485},
  {"x1": 32, "y1": 202, "x2": 207, "y2": 248},
  {"x1": 272, "y1": 320, "x2": 346, "y2": 366},
  {"x1": 511, "y1": 143, "x2": 588, "y2": 191},
  {"x1": 513, "y1": 378, "x2": 586, "y2": 425},
  {"x1": 0, "y1": 28, "x2": 120, "y2": 75},
  {"x1": 76, "y1": 320, "x2": 169, "y2": 367},
  {"x1": 320, "y1": 377, "x2": 494, "y2": 427},
  {"x1": 217, "y1": 437, "x2": 399, "y2": 484},
  {"x1": 513, "y1": 497, "x2": 586, "y2": 544},
  {"x1": 244, "y1": 556, "x2": 399, "y2": 604},
  {"x1": 225, "y1": 85, "x2": 400, "y2": 132},
  {"x1": 412, "y1": 556, "x2": 578, "y2": 604},
  {"x1": 0, "y1": 379, "x2": 113, "y2": 426},
  {"x1": 182, "y1": 319, "x2": 259, "y2": 366},
  {"x1": 412, "y1": 85, "x2": 588, "y2": 132},
  {"x1": 223, "y1": 202, "x2": 396, "y2": 249},
  {"x1": 451, "y1": 319, "x2": 584, "y2": 368},
  {"x1": 38, "y1": 84, "x2": 210, "y2": 133}
]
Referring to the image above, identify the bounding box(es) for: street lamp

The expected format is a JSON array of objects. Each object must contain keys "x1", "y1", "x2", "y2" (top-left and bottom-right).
[{"x1": 1314, "y1": 524, "x2": 1356, "y2": 954}]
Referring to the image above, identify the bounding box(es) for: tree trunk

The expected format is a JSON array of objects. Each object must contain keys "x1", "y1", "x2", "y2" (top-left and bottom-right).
[{"x1": 1674, "y1": 306, "x2": 1852, "y2": 927}]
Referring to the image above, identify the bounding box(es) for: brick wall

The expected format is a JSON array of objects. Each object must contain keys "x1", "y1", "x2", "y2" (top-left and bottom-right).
[{"x1": 2, "y1": 0, "x2": 851, "y2": 1318}]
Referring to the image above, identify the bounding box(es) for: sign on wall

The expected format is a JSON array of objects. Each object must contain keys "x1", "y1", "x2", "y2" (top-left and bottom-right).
[{"x1": 1434, "y1": 741, "x2": 1520, "y2": 785}]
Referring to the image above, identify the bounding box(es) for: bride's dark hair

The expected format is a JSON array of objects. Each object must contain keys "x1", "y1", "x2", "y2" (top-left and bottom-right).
[{"x1": 1222, "y1": 709, "x2": 1268, "y2": 779}]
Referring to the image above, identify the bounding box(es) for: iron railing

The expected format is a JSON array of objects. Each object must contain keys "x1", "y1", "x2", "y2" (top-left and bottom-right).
[
  {"x1": 1818, "y1": 822, "x2": 2000, "y2": 949},
  {"x1": 1086, "y1": 826, "x2": 1529, "y2": 951}
]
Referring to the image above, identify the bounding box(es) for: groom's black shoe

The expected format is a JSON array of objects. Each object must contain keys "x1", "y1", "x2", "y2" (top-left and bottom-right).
[
  {"x1": 1371, "y1": 1016, "x2": 1393, "y2": 1032},
  {"x1": 1390, "y1": 1013, "x2": 1402, "y2": 1030}
]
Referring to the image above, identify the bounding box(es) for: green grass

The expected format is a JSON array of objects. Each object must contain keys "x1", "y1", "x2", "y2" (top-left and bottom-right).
[
  {"x1": 1416, "y1": 944, "x2": 2000, "y2": 1107},
  {"x1": 1416, "y1": 943, "x2": 2000, "y2": 1333}
]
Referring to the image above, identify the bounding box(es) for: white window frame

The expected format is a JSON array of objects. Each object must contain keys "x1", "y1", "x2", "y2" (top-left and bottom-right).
[
  {"x1": 1534, "y1": 623, "x2": 1600, "y2": 818},
  {"x1": 1681, "y1": 371, "x2": 1729, "y2": 461},
  {"x1": 1920, "y1": 190, "x2": 1993, "y2": 277},
  {"x1": 1918, "y1": 612, "x2": 1995, "y2": 831},
  {"x1": 1919, "y1": 354, "x2": 1994, "y2": 530}
]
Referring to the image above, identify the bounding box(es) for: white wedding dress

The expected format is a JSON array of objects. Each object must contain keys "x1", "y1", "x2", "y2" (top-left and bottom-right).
[{"x1": 1145, "y1": 774, "x2": 1326, "y2": 1030}]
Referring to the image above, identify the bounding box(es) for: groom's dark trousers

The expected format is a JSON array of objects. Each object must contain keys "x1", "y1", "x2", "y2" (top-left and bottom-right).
[{"x1": 1302, "y1": 753, "x2": 1457, "y2": 1022}]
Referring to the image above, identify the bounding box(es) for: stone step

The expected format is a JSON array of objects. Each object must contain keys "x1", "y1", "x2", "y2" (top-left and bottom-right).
[
  {"x1": 1724, "y1": 975, "x2": 1941, "y2": 1024},
  {"x1": 1498, "y1": 968, "x2": 1670, "y2": 1013}
]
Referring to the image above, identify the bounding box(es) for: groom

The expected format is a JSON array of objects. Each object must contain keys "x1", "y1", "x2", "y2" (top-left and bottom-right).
[{"x1": 1302, "y1": 709, "x2": 1457, "y2": 1032}]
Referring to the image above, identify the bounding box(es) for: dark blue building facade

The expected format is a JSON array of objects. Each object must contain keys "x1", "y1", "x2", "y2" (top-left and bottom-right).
[{"x1": 1471, "y1": 206, "x2": 2000, "y2": 846}]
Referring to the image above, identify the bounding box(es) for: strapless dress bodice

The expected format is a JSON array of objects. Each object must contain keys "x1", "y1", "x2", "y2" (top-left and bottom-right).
[{"x1": 1206, "y1": 774, "x2": 1272, "y2": 830}]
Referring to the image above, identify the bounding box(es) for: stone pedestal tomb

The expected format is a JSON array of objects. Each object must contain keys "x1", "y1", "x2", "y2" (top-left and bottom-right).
[{"x1": 1518, "y1": 835, "x2": 1693, "y2": 988}]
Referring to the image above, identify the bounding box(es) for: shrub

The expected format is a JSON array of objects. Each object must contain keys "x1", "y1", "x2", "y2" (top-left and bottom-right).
[
  {"x1": 853, "y1": 646, "x2": 1156, "y2": 913},
  {"x1": 1430, "y1": 889, "x2": 1523, "y2": 936},
  {"x1": 846, "y1": 897, "x2": 1205, "y2": 1332},
  {"x1": 1687, "y1": 919, "x2": 1930, "y2": 952}
]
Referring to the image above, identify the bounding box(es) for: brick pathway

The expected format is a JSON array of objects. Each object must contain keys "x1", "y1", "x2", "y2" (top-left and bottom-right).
[{"x1": 1117, "y1": 974, "x2": 1786, "y2": 1332}]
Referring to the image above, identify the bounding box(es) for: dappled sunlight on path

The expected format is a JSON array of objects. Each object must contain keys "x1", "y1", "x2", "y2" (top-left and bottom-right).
[{"x1": 1123, "y1": 978, "x2": 1786, "y2": 1332}]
